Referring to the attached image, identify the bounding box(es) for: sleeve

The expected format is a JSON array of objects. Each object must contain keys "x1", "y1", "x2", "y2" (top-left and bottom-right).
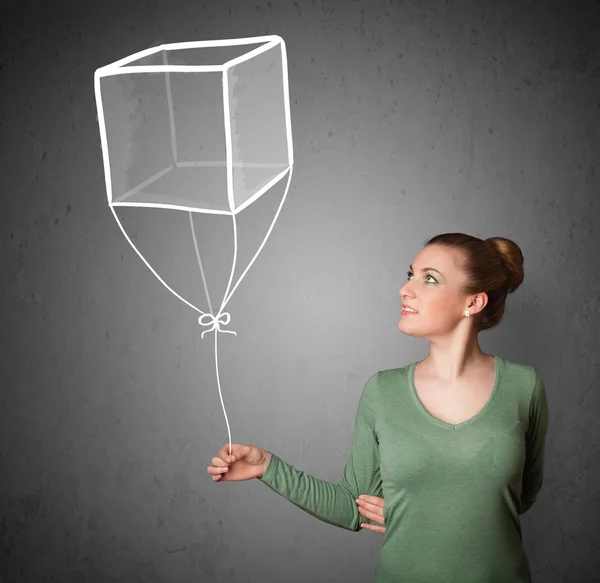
[
  {"x1": 258, "y1": 372, "x2": 383, "y2": 532},
  {"x1": 520, "y1": 373, "x2": 549, "y2": 515}
]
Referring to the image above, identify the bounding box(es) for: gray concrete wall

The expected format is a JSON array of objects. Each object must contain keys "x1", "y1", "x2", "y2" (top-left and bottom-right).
[{"x1": 1, "y1": 0, "x2": 599, "y2": 581}]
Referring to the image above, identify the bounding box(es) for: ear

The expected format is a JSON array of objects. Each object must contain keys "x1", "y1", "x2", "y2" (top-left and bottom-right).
[{"x1": 468, "y1": 292, "x2": 488, "y2": 315}]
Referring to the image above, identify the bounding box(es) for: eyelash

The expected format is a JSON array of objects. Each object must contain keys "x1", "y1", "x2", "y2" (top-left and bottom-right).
[{"x1": 406, "y1": 271, "x2": 437, "y2": 283}]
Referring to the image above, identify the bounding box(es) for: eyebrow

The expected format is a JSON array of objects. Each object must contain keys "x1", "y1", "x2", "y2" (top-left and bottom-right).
[{"x1": 409, "y1": 265, "x2": 443, "y2": 275}]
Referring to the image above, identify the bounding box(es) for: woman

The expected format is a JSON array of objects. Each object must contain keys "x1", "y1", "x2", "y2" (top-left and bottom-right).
[{"x1": 207, "y1": 232, "x2": 549, "y2": 583}]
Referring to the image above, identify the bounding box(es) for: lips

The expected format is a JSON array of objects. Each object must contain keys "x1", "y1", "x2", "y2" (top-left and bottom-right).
[{"x1": 402, "y1": 305, "x2": 418, "y2": 313}]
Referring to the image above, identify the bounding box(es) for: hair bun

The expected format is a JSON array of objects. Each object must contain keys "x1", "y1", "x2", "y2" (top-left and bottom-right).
[{"x1": 486, "y1": 237, "x2": 524, "y2": 294}]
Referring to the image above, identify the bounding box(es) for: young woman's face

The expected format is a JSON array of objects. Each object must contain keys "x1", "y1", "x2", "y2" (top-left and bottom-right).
[{"x1": 398, "y1": 244, "x2": 474, "y2": 339}]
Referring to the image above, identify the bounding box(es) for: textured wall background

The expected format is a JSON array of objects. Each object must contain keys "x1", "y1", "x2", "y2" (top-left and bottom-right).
[{"x1": 2, "y1": 0, "x2": 599, "y2": 581}]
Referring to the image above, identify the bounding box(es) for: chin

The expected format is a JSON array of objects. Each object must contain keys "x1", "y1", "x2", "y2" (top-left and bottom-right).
[{"x1": 398, "y1": 319, "x2": 425, "y2": 339}]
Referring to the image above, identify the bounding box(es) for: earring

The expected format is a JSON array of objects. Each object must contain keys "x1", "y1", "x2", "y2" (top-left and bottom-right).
[{"x1": 465, "y1": 310, "x2": 470, "y2": 317}]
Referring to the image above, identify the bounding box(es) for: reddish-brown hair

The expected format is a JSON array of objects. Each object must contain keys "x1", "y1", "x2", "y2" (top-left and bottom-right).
[{"x1": 424, "y1": 233, "x2": 525, "y2": 332}]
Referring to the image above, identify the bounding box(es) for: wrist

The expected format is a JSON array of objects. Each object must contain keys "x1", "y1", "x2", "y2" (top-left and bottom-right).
[{"x1": 260, "y1": 449, "x2": 271, "y2": 478}]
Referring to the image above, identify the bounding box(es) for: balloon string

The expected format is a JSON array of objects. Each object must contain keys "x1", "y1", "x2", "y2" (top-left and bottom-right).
[
  {"x1": 221, "y1": 166, "x2": 293, "y2": 312},
  {"x1": 109, "y1": 205, "x2": 203, "y2": 316},
  {"x1": 110, "y1": 165, "x2": 294, "y2": 458},
  {"x1": 194, "y1": 166, "x2": 294, "y2": 457},
  {"x1": 188, "y1": 211, "x2": 214, "y2": 317}
]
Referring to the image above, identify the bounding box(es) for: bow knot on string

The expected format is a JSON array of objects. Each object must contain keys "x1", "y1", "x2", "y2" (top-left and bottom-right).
[{"x1": 198, "y1": 311, "x2": 237, "y2": 339}]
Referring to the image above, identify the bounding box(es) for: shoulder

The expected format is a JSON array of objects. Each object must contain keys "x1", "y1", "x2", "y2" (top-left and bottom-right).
[
  {"x1": 499, "y1": 354, "x2": 541, "y2": 382},
  {"x1": 363, "y1": 364, "x2": 412, "y2": 394},
  {"x1": 498, "y1": 355, "x2": 546, "y2": 406}
]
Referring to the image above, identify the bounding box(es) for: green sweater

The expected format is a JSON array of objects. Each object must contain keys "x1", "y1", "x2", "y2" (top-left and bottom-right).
[{"x1": 258, "y1": 355, "x2": 549, "y2": 582}]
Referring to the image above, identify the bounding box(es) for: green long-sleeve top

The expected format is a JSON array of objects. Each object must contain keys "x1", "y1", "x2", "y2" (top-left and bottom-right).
[{"x1": 259, "y1": 355, "x2": 549, "y2": 582}]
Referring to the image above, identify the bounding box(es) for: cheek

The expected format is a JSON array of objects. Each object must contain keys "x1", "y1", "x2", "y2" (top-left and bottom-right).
[
  {"x1": 426, "y1": 299, "x2": 462, "y2": 324},
  {"x1": 427, "y1": 296, "x2": 453, "y2": 314}
]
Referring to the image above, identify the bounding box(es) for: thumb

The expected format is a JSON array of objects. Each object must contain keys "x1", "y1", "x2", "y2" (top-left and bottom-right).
[{"x1": 223, "y1": 444, "x2": 246, "y2": 460}]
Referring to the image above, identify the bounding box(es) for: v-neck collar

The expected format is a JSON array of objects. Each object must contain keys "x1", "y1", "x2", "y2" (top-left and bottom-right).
[{"x1": 406, "y1": 355, "x2": 503, "y2": 432}]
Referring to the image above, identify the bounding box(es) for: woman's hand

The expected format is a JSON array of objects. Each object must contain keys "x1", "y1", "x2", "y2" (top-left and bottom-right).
[
  {"x1": 356, "y1": 495, "x2": 386, "y2": 534},
  {"x1": 207, "y1": 444, "x2": 270, "y2": 482}
]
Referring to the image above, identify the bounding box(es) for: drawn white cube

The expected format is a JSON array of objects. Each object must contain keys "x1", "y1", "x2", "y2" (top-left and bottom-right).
[{"x1": 94, "y1": 36, "x2": 293, "y2": 215}]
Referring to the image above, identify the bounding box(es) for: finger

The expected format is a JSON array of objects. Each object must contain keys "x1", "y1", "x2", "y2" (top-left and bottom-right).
[
  {"x1": 219, "y1": 445, "x2": 242, "y2": 463},
  {"x1": 359, "y1": 506, "x2": 380, "y2": 524},
  {"x1": 356, "y1": 500, "x2": 377, "y2": 517},
  {"x1": 357, "y1": 503, "x2": 385, "y2": 525},
  {"x1": 361, "y1": 495, "x2": 384, "y2": 507},
  {"x1": 361, "y1": 523, "x2": 385, "y2": 534},
  {"x1": 212, "y1": 457, "x2": 229, "y2": 467},
  {"x1": 207, "y1": 465, "x2": 230, "y2": 475}
]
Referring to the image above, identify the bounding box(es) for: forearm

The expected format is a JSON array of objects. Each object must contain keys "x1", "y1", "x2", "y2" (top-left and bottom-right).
[{"x1": 257, "y1": 451, "x2": 365, "y2": 532}]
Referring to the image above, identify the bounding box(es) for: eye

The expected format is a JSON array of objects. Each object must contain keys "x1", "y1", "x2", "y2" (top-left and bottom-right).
[{"x1": 406, "y1": 271, "x2": 437, "y2": 283}]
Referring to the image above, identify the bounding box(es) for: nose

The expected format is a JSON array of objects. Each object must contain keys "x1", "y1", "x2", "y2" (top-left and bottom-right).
[{"x1": 399, "y1": 281, "x2": 411, "y2": 298}]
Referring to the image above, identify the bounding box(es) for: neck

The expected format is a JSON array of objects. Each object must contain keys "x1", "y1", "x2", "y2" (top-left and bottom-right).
[{"x1": 421, "y1": 325, "x2": 489, "y2": 382}]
